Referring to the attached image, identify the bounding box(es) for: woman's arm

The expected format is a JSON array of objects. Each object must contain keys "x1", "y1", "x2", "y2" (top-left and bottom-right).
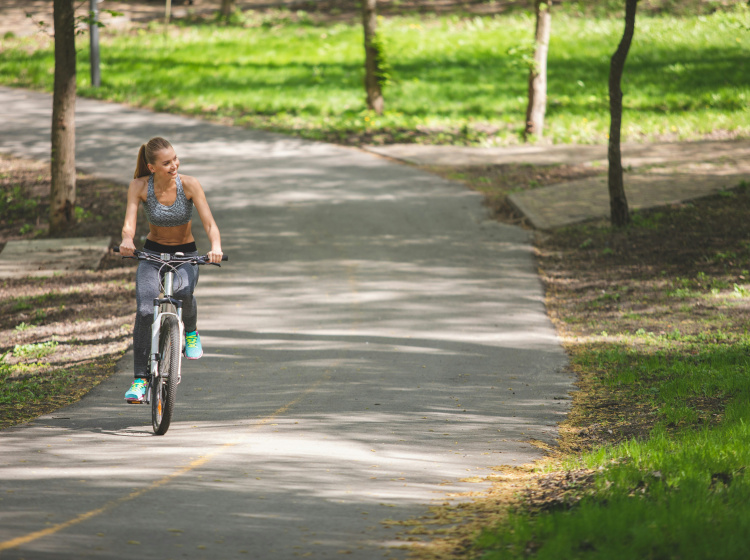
[
  {"x1": 182, "y1": 175, "x2": 223, "y2": 264},
  {"x1": 119, "y1": 179, "x2": 144, "y2": 256}
]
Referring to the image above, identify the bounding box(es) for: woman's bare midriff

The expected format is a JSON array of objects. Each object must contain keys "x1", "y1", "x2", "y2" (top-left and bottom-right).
[{"x1": 147, "y1": 222, "x2": 194, "y2": 246}]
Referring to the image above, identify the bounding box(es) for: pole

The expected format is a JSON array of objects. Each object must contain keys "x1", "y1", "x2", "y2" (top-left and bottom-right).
[{"x1": 89, "y1": 0, "x2": 101, "y2": 87}]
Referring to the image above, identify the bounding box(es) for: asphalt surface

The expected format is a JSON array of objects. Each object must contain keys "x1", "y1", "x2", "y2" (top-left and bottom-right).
[
  {"x1": 0, "y1": 87, "x2": 571, "y2": 559},
  {"x1": 369, "y1": 140, "x2": 750, "y2": 230}
]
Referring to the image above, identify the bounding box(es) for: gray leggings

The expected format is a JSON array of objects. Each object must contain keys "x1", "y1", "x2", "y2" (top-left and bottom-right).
[{"x1": 133, "y1": 251, "x2": 199, "y2": 378}]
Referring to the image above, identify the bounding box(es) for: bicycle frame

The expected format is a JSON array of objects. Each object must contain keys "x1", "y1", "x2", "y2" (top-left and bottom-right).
[{"x1": 150, "y1": 253, "x2": 185, "y2": 385}]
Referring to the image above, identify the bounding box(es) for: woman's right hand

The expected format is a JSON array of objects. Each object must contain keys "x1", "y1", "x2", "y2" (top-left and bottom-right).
[{"x1": 119, "y1": 238, "x2": 136, "y2": 257}]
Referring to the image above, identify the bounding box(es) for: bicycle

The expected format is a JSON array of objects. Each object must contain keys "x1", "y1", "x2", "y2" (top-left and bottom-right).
[{"x1": 116, "y1": 248, "x2": 228, "y2": 435}]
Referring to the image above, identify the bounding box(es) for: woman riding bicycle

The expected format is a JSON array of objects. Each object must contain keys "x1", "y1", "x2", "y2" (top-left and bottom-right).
[{"x1": 119, "y1": 137, "x2": 223, "y2": 403}]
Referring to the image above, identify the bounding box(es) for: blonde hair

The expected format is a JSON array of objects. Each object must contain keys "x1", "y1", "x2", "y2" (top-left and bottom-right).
[{"x1": 134, "y1": 137, "x2": 173, "y2": 179}]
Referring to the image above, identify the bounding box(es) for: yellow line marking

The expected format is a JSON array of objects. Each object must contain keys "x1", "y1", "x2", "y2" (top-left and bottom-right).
[{"x1": 0, "y1": 375, "x2": 328, "y2": 553}]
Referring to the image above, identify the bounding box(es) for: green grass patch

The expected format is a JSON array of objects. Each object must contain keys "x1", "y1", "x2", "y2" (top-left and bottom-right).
[
  {"x1": 0, "y1": 354, "x2": 124, "y2": 428},
  {"x1": 478, "y1": 410, "x2": 750, "y2": 559},
  {"x1": 13, "y1": 340, "x2": 58, "y2": 360},
  {"x1": 0, "y1": 184, "x2": 40, "y2": 221},
  {"x1": 576, "y1": 341, "x2": 745, "y2": 428},
  {"x1": 0, "y1": 8, "x2": 747, "y2": 145}
]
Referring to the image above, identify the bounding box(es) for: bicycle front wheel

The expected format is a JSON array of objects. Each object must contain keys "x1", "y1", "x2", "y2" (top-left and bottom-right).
[{"x1": 152, "y1": 314, "x2": 181, "y2": 435}]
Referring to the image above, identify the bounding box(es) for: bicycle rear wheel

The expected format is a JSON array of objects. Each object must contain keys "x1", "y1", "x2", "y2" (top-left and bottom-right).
[{"x1": 152, "y1": 314, "x2": 181, "y2": 435}]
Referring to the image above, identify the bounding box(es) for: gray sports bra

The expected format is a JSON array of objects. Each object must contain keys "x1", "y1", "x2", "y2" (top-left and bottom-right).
[{"x1": 143, "y1": 174, "x2": 193, "y2": 228}]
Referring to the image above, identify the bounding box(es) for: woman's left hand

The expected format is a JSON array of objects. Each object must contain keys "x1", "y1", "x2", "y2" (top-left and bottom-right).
[{"x1": 207, "y1": 248, "x2": 223, "y2": 264}]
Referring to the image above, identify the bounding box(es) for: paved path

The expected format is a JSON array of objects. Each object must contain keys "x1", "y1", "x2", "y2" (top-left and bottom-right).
[
  {"x1": 0, "y1": 237, "x2": 111, "y2": 278},
  {"x1": 368, "y1": 140, "x2": 750, "y2": 229},
  {"x1": 366, "y1": 140, "x2": 750, "y2": 168},
  {"x1": 509, "y1": 159, "x2": 750, "y2": 230},
  {"x1": 0, "y1": 87, "x2": 570, "y2": 559}
]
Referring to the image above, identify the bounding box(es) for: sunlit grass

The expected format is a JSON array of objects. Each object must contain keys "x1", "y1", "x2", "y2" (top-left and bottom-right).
[
  {"x1": 478, "y1": 409, "x2": 750, "y2": 559},
  {"x1": 477, "y1": 394, "x2": 750, "y2": 559},
  {"x1": 0, "y1": 8, "x2": 747, "y2": 145}
]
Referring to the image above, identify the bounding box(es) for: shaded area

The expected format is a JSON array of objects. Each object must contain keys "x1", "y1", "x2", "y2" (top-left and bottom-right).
[
  {"x1": 0, "y1": 88, "x2": 570, "y2": 558},
  {"x1": 0, "y1": 324, "x2": 568, "y2": 558},
  {"x1": 538, "y1": 183, "x2": 750, "y2": 446}
]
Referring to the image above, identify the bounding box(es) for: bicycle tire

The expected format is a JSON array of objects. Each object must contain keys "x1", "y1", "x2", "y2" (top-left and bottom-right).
[{"x1": 152, "y1": 314, "x2": 181, "y2": 435}]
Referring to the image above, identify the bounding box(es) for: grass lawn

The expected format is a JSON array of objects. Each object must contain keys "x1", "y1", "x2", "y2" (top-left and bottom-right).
[{"x1": 0, "y1": 6, "x2": 747, "y2": 145}]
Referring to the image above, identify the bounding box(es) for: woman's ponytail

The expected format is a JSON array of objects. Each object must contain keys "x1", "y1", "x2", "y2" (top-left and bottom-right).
[
  {"x1": 133, "y1": 137, "x2": 174, "y2": 179},
  {"x1": 133, "y1": 144, "x2": 150, "y2": 179}
]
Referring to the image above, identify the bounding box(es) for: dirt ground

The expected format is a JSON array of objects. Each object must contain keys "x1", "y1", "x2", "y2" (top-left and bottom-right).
[
  {"x1": 1, "y1": 0, "x2": 734, "y2": 37},
  {"x1": 0, "y1": 153, "x2": 142, "y2": 428},
  {"x1": 0, "y1": 0, "x2": 526, "y2": 37}
]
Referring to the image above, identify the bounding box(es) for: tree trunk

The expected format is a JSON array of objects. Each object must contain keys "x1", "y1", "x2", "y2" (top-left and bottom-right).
[
  {"x1": 50, "y1": 0, "x2": 77, "y2": 234},
  {"x1": 362, "y1": 0, "x2": 384, "y2": 115},
  {"x1": 608, "y1": 0, "x2": 638, "y2": 228},
  {"x1": 525, "y1": 0, "x2": 552, "y2": 140},
  {"x1": 89, "y1": 0, "x2": 101, "y2": 87},
  {"x1": 220, "y1": 0, "x2": 235, "y2": 18}
]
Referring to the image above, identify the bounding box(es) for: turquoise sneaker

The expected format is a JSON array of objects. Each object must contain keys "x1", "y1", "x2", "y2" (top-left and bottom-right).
[
  {"x1": 125, "y1": 378, "x2": 149, "y2": 404},
  {"x1": 185, "y1": 331, "x2": 203, "y2": 360}
]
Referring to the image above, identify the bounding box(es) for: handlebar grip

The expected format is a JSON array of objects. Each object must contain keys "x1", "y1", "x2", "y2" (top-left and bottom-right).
[
  {"x1": 222, "y1": 255, "x2": 229, "y2": 261},
  {"x1": 113, "y1": 247, "x2": 137, "y2": 256}
]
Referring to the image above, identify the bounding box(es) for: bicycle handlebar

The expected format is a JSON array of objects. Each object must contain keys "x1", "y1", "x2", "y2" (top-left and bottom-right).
[{"x1": 113, "y1": 247, "x2": 229, "y2": 265}]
